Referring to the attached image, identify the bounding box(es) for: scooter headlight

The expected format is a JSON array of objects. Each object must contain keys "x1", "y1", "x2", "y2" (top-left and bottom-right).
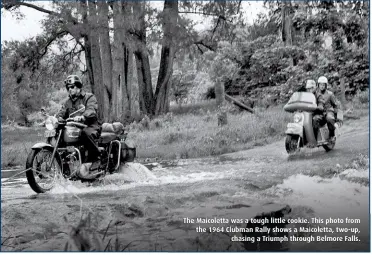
[
  {"x1": 293, "y1": 112, "x2": 303, "y2": 123},
  {"x1": 45, "y1": 116, "x2": 58, "y2": 130}
]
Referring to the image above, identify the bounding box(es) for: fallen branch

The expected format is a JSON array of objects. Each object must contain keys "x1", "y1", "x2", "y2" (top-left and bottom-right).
[{"x1": 224, "y1": 94, "x2": 254, "y2": 114}]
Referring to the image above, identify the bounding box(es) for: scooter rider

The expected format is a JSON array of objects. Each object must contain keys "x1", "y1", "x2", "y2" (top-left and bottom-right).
[
  {"x1": 56, "y1": 75, "x2": 102, "y2": 170},
  {"x1": 305, "y1": 79, "x2": 317, "y2": 94},
  {"x1": 315, "y1": 76, "x2": 339, "y2": 140},
  {"x1": 306, "y1": 79, "x2": 325, "y2": 131}
]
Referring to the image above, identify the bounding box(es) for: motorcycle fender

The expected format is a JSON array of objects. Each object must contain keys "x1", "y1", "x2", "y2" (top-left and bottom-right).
[
  {"x1": 285, "y1": 123, "x2": 303, "y2": 137},
  {"x1": 31, "y1": 142, "x2": 54, "y2": 150}
]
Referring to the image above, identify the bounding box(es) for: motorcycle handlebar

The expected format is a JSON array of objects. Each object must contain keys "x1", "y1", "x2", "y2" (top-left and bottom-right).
[{"x1": 57, "y1": 118, "x2": 80, "y2": 124}]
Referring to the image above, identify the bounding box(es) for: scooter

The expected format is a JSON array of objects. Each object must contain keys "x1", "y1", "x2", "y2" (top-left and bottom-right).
[{"x1": 283, "y1": 92, "x2": 343, "y2": 154}]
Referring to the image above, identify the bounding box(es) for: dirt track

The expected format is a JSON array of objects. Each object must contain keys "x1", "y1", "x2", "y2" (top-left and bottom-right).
[{"x1": 1, "y1": 116, "x2": 369, "y2": 252}]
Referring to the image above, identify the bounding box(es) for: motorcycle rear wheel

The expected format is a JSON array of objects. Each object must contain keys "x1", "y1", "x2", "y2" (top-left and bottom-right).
[
  {"x1": 26, "y1": 148, "x2": 62, "y2": 193},
  {"x1": 285, "y1": 135, "x2": 300, "y2": 154}
]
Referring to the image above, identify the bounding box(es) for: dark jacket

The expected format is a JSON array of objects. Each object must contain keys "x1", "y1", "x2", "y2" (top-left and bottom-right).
[
  {"x1": 56, "y1": 91, "x2": 100, "y2": 128},
  {"x1": 314, "y1": 92, "x2": 325, "y2": 112},
  {"x1": 315, "y1": 89, "x2": 338, "y2": 113}
]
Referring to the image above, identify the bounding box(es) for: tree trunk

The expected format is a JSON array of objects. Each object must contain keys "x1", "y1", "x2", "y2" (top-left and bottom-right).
[
  {"x1": 122, "y1": 2, "x2": 134, "y2": 121},
  {"x1": 131, "y1": 55, "x2": 141, "y2": 120},
  {"x1": 215, "y1": 79, "x2": 225, "y2": 106},
  {"x1": 97, "y1": 1, "x2": 112, "y2": 122},
  {"x1": 87, "y1": 0, "x2": 105, "y2": 122},
  {"x1": 79, "y1": 0, "x2": 94, "y2": 92},
  {"x1": 124, "y1": 47, "x2": 134, "y2": 120},
  {"x1": 215, "y1": 79, "x2": 227, "y2": 126},
  {"x1": 133, "y1": 1, "x2": 154, "y2": 115},
  {"x1": 112, "y1": 1, "x2": 126, "y2": 121},
  {"x1": 134, "y1": 51, "x2": 153, "y2": 115},
  {"x1": 281, "y1": 2, "x2": 293, "y2": 46},
  {"x1": 83, "y1": 35, "x2": 94, "y2": 92},
  {"x1": 154, "y1": 0, "x2": 178, "y2": 116},
  {"x1": 281, "y1": 1, "x2": 294, "y2": 66},
  {"x1": 340, "y1": 77, "x2": 347, "y2": 110}
]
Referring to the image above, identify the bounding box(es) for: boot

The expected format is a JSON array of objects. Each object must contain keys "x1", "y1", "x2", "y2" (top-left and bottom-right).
[
  {"x1": 328, "y1": 129, "x2": 336, "y2": 142},
  {"x1": 89, "y1": 157, "x2": 101, "y2": 171}
]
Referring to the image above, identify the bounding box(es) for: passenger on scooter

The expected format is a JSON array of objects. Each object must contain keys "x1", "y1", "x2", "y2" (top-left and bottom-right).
[
  {"x1": 56, "y1": 75, "x2": 102, "y2": 170},
  {"x1": 315, "y1": 76, "x2": 339, "y2": 141}
]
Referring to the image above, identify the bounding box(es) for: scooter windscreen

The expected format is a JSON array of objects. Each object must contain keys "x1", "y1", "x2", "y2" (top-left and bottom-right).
[{"x1": 284, "y1": 92, "x2": 318, "y2": 113}]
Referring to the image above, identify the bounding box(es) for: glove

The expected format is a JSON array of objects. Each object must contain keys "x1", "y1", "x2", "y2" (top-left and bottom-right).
[{"x1": 73, "y1": 116, "x2": 85, "y2": 122}]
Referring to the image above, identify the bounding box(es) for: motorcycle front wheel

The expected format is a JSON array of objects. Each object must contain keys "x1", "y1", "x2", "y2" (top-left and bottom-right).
[{"x1": 26, "y1": 148, "x2": 62, "y2": 193}]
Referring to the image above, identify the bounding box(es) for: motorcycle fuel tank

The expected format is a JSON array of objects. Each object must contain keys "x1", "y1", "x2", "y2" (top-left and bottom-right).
[{"x1": 63, "y1": 126, "x2": 82, "y2": 143}]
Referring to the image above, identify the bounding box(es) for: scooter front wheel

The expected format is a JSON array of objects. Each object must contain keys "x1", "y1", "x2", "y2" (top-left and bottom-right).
[{"x1": 285, "y1": 135, "x2": 300, "y2": 154}]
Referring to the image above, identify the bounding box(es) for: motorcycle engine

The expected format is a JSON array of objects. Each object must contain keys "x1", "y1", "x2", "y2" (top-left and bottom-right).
[{"x1": 66, "y1": 152, "x2": 81, "y2": 176}]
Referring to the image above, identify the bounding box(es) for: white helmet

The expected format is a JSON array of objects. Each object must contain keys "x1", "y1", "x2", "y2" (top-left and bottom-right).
[
  {"x1": 305, "y1": 80, "x2": 316, "y2": 89},
  {"x1": 317, "y1": 76, "x2": 328, "y2": 84}
]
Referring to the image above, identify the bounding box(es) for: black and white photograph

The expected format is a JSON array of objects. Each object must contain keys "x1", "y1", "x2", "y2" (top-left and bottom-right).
[{"x1": 1, "y1": 0, "x2": 370, "y2": 252}]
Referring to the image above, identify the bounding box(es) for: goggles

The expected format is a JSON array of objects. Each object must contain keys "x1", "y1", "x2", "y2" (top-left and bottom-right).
[{"x1": 67, "y1": 84, "x2": 77, "y2": 90}]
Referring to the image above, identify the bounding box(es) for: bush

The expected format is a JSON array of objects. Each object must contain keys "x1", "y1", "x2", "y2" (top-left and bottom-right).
[{"x1": 355, "y1": 89, "x2": 369, "y2": 105}]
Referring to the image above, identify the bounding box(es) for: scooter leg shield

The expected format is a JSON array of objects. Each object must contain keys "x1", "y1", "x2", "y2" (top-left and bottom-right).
[
  {"x1": 285, "y1": 123, "x2": 303, "y2": 137},
  {"x1": 303, "y1": 113, "x2": 317, "y2": 146}
]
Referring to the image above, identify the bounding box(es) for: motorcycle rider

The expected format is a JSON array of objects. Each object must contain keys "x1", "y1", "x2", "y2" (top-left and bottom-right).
[
  {"x1": 315, "y1": 76, "x2": 339, "y2": 140},
  {"x1": 56, "y1": 75, "x2": 102, "y2": 170}
]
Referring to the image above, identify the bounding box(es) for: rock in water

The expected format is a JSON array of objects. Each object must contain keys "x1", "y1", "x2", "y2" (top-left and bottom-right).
[{"x1": 117, "y1": 162, "x2": 156, "y2": 182}]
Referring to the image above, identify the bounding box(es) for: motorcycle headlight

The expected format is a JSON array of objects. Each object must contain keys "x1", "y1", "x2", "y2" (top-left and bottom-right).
[
  {"x1": 293, "y1": 112, "x2": 303, "y2": 123},
  {"x1": 45, "y1": 116, "x2": 58, "y2": 131}
]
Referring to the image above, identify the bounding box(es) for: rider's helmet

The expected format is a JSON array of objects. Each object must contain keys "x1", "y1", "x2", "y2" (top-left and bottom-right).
[
  {"x1": 64, "y1": 75, "x2": 83, "y2": 90},
  {"x1": 305, "y1": 80, "x2": 316, "y2": 90},
  {"x1": 317, "y1": 76, "x2": 328, "y2": 89}
]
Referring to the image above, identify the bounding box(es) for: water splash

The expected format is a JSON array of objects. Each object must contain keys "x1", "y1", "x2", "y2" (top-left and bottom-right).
[
  {"x1": 45, "y1": 161, "x2": 268, "y2": 196},
  {"x1": 115, "y1": 162, "x2": 157, "y2": 182}
]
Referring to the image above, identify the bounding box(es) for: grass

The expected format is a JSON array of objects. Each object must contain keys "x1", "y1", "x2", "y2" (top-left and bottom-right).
[
  {"x1": 129, "y1": 104, "x2": 292, "y2": 160},
  {"x1": 303, "y1": 153, "x2": 369, "y2": 186},
  {"x1": 1, "y1": 99, "x2": 369, "y2": 168},
  {"x1": 1, "y1": 126, "x2": 46, "y2": 169}
]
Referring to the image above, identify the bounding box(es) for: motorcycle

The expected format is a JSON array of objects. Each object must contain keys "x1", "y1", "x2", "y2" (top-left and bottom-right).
[
  {"x1": 283, "y1": 92, "x2": 343, "y2": 154},
  {"x1": 25, "y1": 106, "x2": 136, "y2": 193}
]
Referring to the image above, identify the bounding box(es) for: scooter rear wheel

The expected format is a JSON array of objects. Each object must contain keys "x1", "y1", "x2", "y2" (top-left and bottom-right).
[
  {"x1": 285, "y1": 135, "x2": 300, "y2": 154},
  {"x1": 323, "y1": 139, "x2": 336, "y2": 152}
]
